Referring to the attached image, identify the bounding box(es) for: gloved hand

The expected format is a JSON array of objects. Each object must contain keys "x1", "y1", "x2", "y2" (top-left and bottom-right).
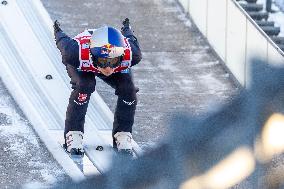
[
  {"x1": 53, "y1": 20, "x2": 62, "y2": 33},
  {"x1": 123, "y1": 18, "x2": 130, "y2": 28},
  {"x1": 121, "y1": 18, "x2": 131, "y2": 32}
]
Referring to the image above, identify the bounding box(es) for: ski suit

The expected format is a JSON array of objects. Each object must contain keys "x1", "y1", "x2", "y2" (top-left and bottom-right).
[{"x1": 54, "y1": 27, "x2": 142, "y2": 147}]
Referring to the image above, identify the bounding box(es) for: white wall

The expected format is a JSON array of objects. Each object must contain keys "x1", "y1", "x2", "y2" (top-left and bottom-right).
[
  {"x1": 207, "y1": 0, "x2": 227, "y2": 61},
  {"x1": 226, "y1": 1, "x2": 247, "y2": 85},
  {"x1": 178, "y1": 0, "x2": 284, "y2": 87}
]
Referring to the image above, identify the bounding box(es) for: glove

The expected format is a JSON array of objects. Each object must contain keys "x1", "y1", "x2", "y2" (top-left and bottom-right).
[
  {"x1": 121, "y1": 18, "x2": 131, "y2": 32},
  {"x1": 53, "y1": 20, "x2": 62, "y2": 33},
  {"x1": 123, "y1": 18, "x2": 130, "y2": 28}
]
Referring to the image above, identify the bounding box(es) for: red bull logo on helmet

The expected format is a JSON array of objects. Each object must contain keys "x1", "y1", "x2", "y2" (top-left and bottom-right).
[
  {"x1": 100, "y1": 44, "x2": 114, "y2": 55},
  {"x1": 100, "y1": 43, "x2": 124, "y2": 58}
]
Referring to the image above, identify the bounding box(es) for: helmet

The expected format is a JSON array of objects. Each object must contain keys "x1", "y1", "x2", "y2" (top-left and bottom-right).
[
  {"x1": 90, "y1": 26, "x2": 125, "y2": 68},
  {"x1": 90, "y1": 26, "x2": 125, "y2": 59}
]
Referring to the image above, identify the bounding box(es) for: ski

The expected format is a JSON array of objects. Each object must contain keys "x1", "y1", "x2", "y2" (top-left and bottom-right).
[
  {"x1": 61, "y1": 145, "x2": 98, "y2": 176},
  {"x1": 52, "y1": 129, "x2": 143, "y2": 175},
  {"x1": 52, "y1": 130, "x2": 101, "y2": 176}
]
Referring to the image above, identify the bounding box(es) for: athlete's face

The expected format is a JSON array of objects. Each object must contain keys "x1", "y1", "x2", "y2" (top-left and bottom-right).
[{"x1": 98, "y1": 67, "x2": 115, "y2": 76}]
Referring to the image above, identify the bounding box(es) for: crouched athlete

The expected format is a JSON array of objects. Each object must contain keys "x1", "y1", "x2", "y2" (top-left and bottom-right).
[{"x1": 53, "y1": 18, "x2": 142, "y2": 156}]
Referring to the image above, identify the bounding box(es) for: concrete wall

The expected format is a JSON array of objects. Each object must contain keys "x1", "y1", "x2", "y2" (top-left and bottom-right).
[{"x1": 178, "y1": 0, "x2": 284, "y2": 87}]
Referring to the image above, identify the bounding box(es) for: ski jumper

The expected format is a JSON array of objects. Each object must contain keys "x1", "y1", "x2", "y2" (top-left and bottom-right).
[{"x1": 55, "y1": 28, "x2": 142, "y2": 148}]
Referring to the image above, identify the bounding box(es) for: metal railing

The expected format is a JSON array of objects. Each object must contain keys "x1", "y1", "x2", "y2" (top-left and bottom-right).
[{"x1": 177, "y1": 0, "x2": 284, "y2": 87}]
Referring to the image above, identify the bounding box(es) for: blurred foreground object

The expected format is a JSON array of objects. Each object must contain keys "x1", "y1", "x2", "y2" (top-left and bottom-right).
[{"x1": 50, "y1": 59, "x2": 284, "y2": 189}]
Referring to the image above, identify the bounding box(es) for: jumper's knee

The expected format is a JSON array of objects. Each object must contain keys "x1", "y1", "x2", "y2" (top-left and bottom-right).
[{"x1": 77, "y1": 80, "x2": 96, "y2": 94}]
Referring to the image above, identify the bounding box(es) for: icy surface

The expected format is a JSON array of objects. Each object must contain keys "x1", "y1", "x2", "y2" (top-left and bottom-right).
[{"x1": 0, "y1": 79, "x2": 68, "y2": 188}]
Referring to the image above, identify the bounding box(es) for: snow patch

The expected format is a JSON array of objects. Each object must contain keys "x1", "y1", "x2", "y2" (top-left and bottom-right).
[
  {"x1": 258, "y1": 0, "x2": 284, "y2": 37},
  {"x1": 158, "y1": 58, "x2": 180, "y2": 72},
  {"x1": 198, "y1": 73, "x2": 228, "y2": 92},
  {"x1": 83, "y1": 2, "x2": 93, "y2": 7},
  {"x1": 177, "y1": 13, "x2": 192, "y2": 28},
  {"x1": 81, "y1": 22, "x2": 89, "y2": 27},
  {"x1": 28, "y1": 160, "x2": 61, "y2": 184},
  {"x1": 0, "y1": 107, "x2": 39, "y2": 148},
  {"x1": 23, "y1": 182, "x2": 48, "y2": 189},
  {"x1": 275, "y1": 0, "x2": 284, "y2": 11},
  {"x1": 173, "y1": 80, "x2": 194, "y2": 91},
  {"x1": 138, "y1": 141, "x2": 157, "y2": 151},
  {"x1": 153, "y1": 0, "x2": 192, "y2": 28},
  {"x1": 268, "y1": 11, "x2": 284, "y2": 36},
  {"x1": 194, "y1": 60, "x2": 220, "y2": 68},
  {"x1": 117, "y1": 0, "x2": 132, "y2": 3},
  {"x1": 39, "y1": 169, "x2": 58, "y2": 183},
  {"x1": 0, "y1": 103, "x2": 65, "y2": 186}
]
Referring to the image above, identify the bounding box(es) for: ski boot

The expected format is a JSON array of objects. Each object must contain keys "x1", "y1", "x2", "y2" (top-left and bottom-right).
[
  {"x1": 114, "y1": 132, "x2": 134, "y2": 158},
  {"x1": 64, "y1": 131, "x2": 84, "y2": 156}
]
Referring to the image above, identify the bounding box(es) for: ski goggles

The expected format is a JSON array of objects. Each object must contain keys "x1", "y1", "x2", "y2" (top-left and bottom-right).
[{"x1": 96, "y1": 57, "x2": 120, "y2": 68}]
